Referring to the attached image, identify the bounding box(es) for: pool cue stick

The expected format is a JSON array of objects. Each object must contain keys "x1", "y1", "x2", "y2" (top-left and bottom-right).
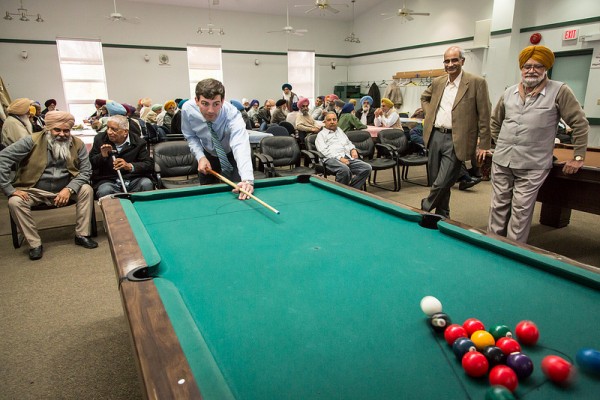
[
  {"x1": 207, "y1": 169, "x2": 280, "y2": 214},
  {"x1": 111, "y1": 150, "x2": 128, "y2": 193}
]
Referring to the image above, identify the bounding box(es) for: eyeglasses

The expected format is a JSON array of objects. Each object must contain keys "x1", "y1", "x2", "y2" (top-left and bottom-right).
[
  {"x1": 443, "y1": 58, "x2": 463, "y2": 65},
  {"x1": 52, "y1": 127, "x2": 71, "y2": 134},
  {"x1": 521, "y1": 64, "x2": 545, "y2": 72}
]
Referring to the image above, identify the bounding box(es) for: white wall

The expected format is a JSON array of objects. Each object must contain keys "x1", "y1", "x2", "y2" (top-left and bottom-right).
[{"x1": 0, "y1": 0, "x2": 599, "y2": 144}]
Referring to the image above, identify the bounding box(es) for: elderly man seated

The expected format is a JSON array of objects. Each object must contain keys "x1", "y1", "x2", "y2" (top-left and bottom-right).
[
  {"x1": 374, "y1": 98, "x2": 402, "y2": 129},
  {"x1": 315, "y1": 111, "x2": 372, "y2": 190},
  {"x1": 295, "y1": 97, "x2": 322, "y2": 143},
  {"x1": 89, "y1": 115, "x2": 154, "y2": 198},
  {"x1": 355, "y1": 96, "x2": 376, "y2": 126},
  {"x1": 0, "y1": 111, "x2": 97, "y2": 260},
  {"x1": 2, "y1": 98, "x2": 32, "y2": 147}
]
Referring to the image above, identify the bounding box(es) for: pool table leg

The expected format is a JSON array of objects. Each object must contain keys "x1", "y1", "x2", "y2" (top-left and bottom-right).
[{"x1": 540, "y1": 203, "x2": 571, "y2": 228}]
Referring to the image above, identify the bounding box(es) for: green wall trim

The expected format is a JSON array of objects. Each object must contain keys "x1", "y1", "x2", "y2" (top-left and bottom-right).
[
  {"x1": 554, "y1": 48, "x2": 594, "y2": 57},
  {"x1": 102, "y1": 43, "x2": 186, "y2": 51},
  {"x1": 0, "y1": 38, "x2": 55, "y2": 45},
  {"x1": 222, "y1": 49, "x2": 287, "y2": 56},
  {"x1": 491, "y1": 29, "x2": 512, "y2": 36},
  {"x1": 349, "y1": 36, "x2": 474, "y2": 58},
  {"x1": 520, "y1": 16, "x2": 600, "y2": 33}
]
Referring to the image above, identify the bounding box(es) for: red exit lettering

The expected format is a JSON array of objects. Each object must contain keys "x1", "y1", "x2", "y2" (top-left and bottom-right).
[{"x1": 563, "y1": 29, "x2": 578, "y2": 40}]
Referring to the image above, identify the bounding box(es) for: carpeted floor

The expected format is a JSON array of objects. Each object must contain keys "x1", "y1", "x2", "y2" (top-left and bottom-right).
[{"x1": 1, "y1": 167, "x2": 598, "y2": 399}]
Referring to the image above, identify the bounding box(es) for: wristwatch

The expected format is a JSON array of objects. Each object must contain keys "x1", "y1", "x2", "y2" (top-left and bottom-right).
[
  {"x1": 574, "y1": 155, "x2": 584, "y2": 161},
  {"x1": 67, "y1": 187, "x2": 75, "y2": 195}
]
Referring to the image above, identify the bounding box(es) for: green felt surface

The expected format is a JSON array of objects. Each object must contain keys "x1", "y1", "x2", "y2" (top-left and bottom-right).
[{"x1": 124, "y1": 177, "x2": 600, "y2": 400}]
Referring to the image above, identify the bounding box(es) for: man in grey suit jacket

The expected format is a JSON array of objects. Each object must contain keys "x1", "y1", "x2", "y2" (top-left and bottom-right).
[{"x1": 420, "y1": 46, "x2": 491, "y2": 218}]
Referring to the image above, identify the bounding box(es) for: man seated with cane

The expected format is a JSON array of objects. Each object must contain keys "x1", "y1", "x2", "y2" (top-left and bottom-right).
[{"x1": 89, "y1": 115, "x2": 154, "y2": 198}]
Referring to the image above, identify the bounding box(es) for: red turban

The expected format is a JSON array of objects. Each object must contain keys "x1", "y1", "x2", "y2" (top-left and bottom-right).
[
  {"x1": 45, "y1": 111, "x2": 75, "y2": 130},
  {"x1": 297, "y1": 97, "x2": 310, "y2": 107}
]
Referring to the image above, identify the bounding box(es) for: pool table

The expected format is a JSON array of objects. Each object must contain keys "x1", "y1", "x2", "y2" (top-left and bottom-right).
[
  {"x1": 536, "y1": 145, "x2": 600, "y2": 227},
  {"x1": 101, "y1": 176, "x2": 600, "y2": 400}
]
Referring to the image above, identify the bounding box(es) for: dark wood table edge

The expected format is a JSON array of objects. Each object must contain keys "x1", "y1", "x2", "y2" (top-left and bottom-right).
[{"x1": 101, "y1": 197, "x2": 203, "y2": 399}]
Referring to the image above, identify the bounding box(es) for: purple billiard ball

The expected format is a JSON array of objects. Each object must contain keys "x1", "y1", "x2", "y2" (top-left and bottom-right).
[{"x1": 507, "y1": 352, "x2": 534, "y2": 379}]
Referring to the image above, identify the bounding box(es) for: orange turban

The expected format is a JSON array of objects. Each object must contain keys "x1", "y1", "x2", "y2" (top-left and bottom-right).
[
  {"x1": 7, "y1": 98, "x2": 31, "y2": 115},
  {"x1": 381, "y1": 98, "x2": 394, "y2": 108},
  {"x1": 29, "y1": 105, "x2": 36, "y2": 116},
  {"x1": 45, "y1": 111, "x2": 75, "y2": 130},
  {"x1": 164, "y1": 100, "x2": 176, "y2": 110},
  {"x1": 518, "y1": 45, "x2": 555, "y2": 69}
]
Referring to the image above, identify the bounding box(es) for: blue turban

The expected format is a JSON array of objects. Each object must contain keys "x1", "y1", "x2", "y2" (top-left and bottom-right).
[
  {"x1": 341, "y1": 103, "x2": 355, "y2": 114},
  {"x1": 178, "y1": 99, "x2": 189, "y2": 109},
  {"x1": 230, "y1": 100, "x2": 244, "y2": 111},
  {"x1": 360, "y1": 96, "x2": 373, "y2": 106},
  {"x1": 282, "y1": 83, "x2": 292, "y2": 91},
  {"x1": 250, "y1": 99, "x2": 259, "y2": 107},
  {"x1": 106, "y1": 101, "x2": 127, "y2": 116}
]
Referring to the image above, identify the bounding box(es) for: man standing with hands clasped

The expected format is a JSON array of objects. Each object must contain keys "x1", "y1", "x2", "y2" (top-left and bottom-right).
[
  {"x1": 487, "y1": 45, "x2": 588, "y2": 243},
  {"x1": 181, "y1": 78, "x2": 254, "y2": 200},
  {"x1": 420, "y1": 45, "x2": 491, "y2": 218}
]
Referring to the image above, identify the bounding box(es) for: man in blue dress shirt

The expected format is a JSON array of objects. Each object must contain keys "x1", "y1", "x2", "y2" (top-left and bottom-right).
[{"x1": 181, "y1": 78, "x2": 254, "y2": 200}]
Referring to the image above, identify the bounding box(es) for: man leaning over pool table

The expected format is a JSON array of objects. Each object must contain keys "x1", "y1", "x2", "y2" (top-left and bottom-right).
[{"x1": 181, "y1": 78, "x2": 254, "y2": 200}]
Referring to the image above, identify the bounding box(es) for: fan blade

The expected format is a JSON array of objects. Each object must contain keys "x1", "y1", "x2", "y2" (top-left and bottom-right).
[
  {"x1": 292, "y1": 31, "x2": 305, "y2": 36},
  {"x1": 295, "y1": 29, "x2": 308, "y2": 33},
  {"x1": 410, "y1": 12, "x2": 430, "y2": 16},
  {"x1": 326, "y1": 6, "x2": 340, "y2": 14},
  {"x1": 294, "y1": 4, "x2": 312, "y2": 8},
  {"x1": 267, "y1": 29, "x2": 283, "y2": 33},
  {"x1": 304, "y1": 7, "x2": 318, "y2": 14},
  {"x1": 380, "y1": 13, "x2": 391, "y2": 16},
  {"x1": 382, "y1": 16, "x2": 395, "y2": 21},
  {"x1": 405, "y1": 15, "x2": 414, "y2": 21}
]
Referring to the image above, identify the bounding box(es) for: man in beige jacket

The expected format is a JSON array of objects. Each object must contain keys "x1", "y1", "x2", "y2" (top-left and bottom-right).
[{"x1": 420, "y1": 46, "x2": 491, "y2": 218}]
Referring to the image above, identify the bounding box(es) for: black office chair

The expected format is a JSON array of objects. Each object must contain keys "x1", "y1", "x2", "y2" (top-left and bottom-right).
[
  {"x1": 278, "y1": 121, "x2": 296, "y2": 136},
  {"x1": 10, "y1": 201, "x2": 98, "y2": 249},
  {"x1": 265, "y1": 125, "x2": 290, "y2": 137},
  {"x1": 346, "y1": 130, "x2": 399, "y2": 191},
  {"x1": 255, "y1": 136, "x2": 316, "y2": 177},
  {"x1": 377, "y1": 129, "x2": 430, "y2": 188},
  {"x1": 304, "y1": 133, "x2": 332, "y2": 178},
  {"x1": 153, "y1": 141, "x2": 199, "y2": 189}
]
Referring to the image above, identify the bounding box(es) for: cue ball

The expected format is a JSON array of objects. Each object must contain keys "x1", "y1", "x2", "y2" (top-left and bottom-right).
[
  {"x1": 420, "y1": 296, "x2": 443, "y2": 316},
  {"x1": 576, "y1": 348, "x2": 600, "y2": 375}
]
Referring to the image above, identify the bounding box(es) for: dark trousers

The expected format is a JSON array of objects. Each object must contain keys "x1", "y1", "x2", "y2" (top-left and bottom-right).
[
  {"x1": 198, "y1": 152, "x2": 241, "y2": 185},
  {"x1": 421, "y1": 130, "x2": 462, "y2": 218}
]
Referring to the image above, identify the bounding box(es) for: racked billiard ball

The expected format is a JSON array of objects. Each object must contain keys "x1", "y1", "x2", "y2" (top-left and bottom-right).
[
  {"x1": 462, "y1": 318, "x2": 485, "y2": 336},
  {"x1": 462, "y1": 351, "x2": 489, "y2": 377},
  {"x1": 506, "y1": 352, "x2": 534, "y2": 379},
  {"x1": 485, "y1": 385, "x2": 516, "y2": 400},
  {"x1": 471, "y1": 330, "x2": 495, "y2": 350},
  {"x1": 444, "y1": 324, "x2": 468, "y2": 346},
  {"x1": 429, "y1": 312, "x2": 452, "y2": 333},
  {"x1": 489, "y1": 365, "x2": 518, "y2": 393},
  {"x1": 496, "y1": 337, "x2": 521, "y2": 355},
  {"x1": 489, "y1": 324, "x2": 513, "y2": 341},
  {"x1": 453, "y1": 337, "x2": 476, "y2": 361},
  {"x1": 483, "y1": 345, "x2": 507, "y2": 367}
]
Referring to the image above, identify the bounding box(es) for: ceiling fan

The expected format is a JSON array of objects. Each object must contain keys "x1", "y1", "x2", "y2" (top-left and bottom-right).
[
  {"x1": 381, "y1": 1, "x2": 430, "y2": 21},
  {"x1": 295, "y1": 0, "x2": 348, "y2": 15},
  {"x1": 106, "y1": 0, "x2": 140, "y2": 24},
  {"x1": 268, "y1": 1, "x2": 308, "y2": 36}
]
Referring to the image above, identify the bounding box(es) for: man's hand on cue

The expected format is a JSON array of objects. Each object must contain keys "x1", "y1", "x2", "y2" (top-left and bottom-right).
[
  {"x1": 198, "y1": 157, "x2": 211, "y2": 175},
  {"x1": 234, "y1": 181, "x2": 254, "y2": 200}
]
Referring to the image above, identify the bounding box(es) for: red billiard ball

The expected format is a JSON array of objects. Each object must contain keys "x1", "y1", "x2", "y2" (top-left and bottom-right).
[
  {"x1": 541, "y1": 355, "x2": 576, "y2": 385},
  {"x1": 462, "y1": 351, "x2": 489, "y2": 377},
  {"x1": 444, "y1": 324, "x2": 468, "y2": 346},
  {"x1": 496, "y1": 337, "x2": 521, "y2": 355},
  {"x1": 463, "y1": 318, "x2": 485, "y2": 336},
  {"x1": 515, "y1": 320, "x2": 539, "y2": 346},
  {"x1": 489, "y1": 365, "x2": 519, "y2": 393}
]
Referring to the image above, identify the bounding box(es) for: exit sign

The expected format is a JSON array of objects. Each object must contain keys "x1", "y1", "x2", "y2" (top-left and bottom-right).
[{"x1": 563, "y1": 29, "x2": 578, "y2": 40}]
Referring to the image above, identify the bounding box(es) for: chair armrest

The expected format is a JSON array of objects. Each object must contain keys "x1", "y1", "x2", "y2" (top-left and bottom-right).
[
  {"x1": 300, "y1": 150, "x2": 317, "y2": 167},
  {"x1": 254, "y1": 152, "x2": 276, "y2": 176},
  {"x1": 375, "y1": 143, "x2": 398, "y2": 158}
]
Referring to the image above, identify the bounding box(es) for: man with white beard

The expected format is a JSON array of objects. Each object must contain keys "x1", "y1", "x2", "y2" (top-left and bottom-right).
[
  {"x1": 1, "y1": 98, "x2": 33, "y2": 147},
  {"x1": 355, "y1": 96, "x2": 375, "y2": 126},
  {"x1": 487, "y1": 45, "x2": 588, "y2": 243},
  {"x1": 0, "y1": 111, "x2": 97, "y2": 260}
]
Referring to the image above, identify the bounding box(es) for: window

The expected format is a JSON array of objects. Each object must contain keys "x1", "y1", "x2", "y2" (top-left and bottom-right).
[
  {"x1": 187, "y1": 45, "x2": 223, "y2": 98},
  {"x1": 56, "y1": 39, "x2": 108, "y2": 123},
  {"x1": 287, "y1": 50, "x2": 315, "y2": 105}
]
